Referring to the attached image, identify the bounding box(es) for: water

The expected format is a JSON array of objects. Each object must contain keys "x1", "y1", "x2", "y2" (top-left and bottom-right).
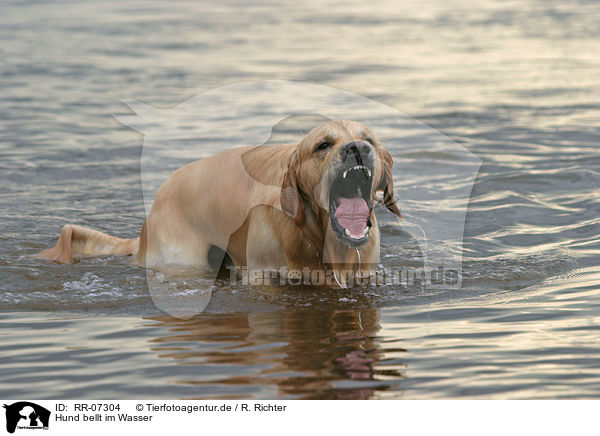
[{"x1": 1, "y1": 0, "x2": 599, "y2": 399}]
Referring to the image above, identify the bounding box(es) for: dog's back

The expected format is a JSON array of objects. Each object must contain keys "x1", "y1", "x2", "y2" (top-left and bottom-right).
[{"x1": 31, "y1": 143, "x2": 295, "y2": 270}]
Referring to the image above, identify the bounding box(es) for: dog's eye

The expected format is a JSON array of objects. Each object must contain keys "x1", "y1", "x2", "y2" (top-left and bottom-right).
[
  {"x1": 364, "y1": 137, "x2": 375, "y2": 146},
  {"x1": 315, "y1": 141, "x2": 333, "y2": 152}
]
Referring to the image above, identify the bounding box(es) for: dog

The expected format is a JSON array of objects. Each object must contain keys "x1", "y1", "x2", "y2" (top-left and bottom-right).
[{"x1": 32, "y1": 120, "x2": 401, "y2": 286}]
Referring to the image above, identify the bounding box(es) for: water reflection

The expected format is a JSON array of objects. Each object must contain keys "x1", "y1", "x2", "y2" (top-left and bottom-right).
[{"x1": 146, "y1": 308, "x2": 405, "y2": 399}]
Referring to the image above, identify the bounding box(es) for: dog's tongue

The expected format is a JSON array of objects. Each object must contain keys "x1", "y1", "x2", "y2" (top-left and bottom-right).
[{"x1": 334, "y1": 197, "x2": 370, "y2": 236}]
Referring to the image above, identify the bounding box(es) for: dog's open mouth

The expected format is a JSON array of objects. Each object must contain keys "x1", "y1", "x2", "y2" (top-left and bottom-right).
[{"x1": 329, "y1": 164, "x2": 374, "y2": 247}]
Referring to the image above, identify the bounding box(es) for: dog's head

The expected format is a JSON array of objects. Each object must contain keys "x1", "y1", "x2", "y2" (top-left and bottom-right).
[{"x1": 281, "y1": 120, "x2": 401, "y2": 248}]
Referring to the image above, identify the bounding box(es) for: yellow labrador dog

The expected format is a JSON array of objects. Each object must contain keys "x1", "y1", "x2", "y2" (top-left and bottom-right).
[{"x1": 32, "y1": 120, "x2": 401, "y2": 285}]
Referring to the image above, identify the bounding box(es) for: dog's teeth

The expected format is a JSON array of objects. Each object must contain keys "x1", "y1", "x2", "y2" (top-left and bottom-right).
[
  {"x1": 342, "y1": 165, "x2": 372, "y2": 179},
  {"x1": 345, "y1": 228, "x2": 368, "y2": 239}
]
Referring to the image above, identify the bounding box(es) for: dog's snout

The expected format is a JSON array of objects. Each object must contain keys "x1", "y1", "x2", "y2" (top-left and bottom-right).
[{"x1": 341, "y1": 141, "x2": 372, "y2": 163}]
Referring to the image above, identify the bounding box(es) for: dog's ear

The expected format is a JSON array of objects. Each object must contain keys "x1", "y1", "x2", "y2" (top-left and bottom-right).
[
  {"x1": 376, "y1": 148, "x2": 402, "y2": 218},
  {"x1": 281, "y1": 151, "x2": 305, "y2": 227}
]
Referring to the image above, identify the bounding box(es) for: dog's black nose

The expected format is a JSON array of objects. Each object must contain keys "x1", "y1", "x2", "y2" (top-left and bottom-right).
[{"x1": 342, "y1": 141, "x2": 372, "y2": 163}]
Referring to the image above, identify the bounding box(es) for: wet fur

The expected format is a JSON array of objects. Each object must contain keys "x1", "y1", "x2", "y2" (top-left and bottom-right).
[{"x1": 32, "y1": 121, "x2": 401, "y2": 284}]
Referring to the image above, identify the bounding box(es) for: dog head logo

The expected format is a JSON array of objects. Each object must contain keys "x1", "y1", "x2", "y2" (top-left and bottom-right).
[
  {"x1": 115, "y1": 80, "x2": 481, "y2": 318},
  {"x1": 3, "y1": 402, "x2": 50, "y2": 434}
]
